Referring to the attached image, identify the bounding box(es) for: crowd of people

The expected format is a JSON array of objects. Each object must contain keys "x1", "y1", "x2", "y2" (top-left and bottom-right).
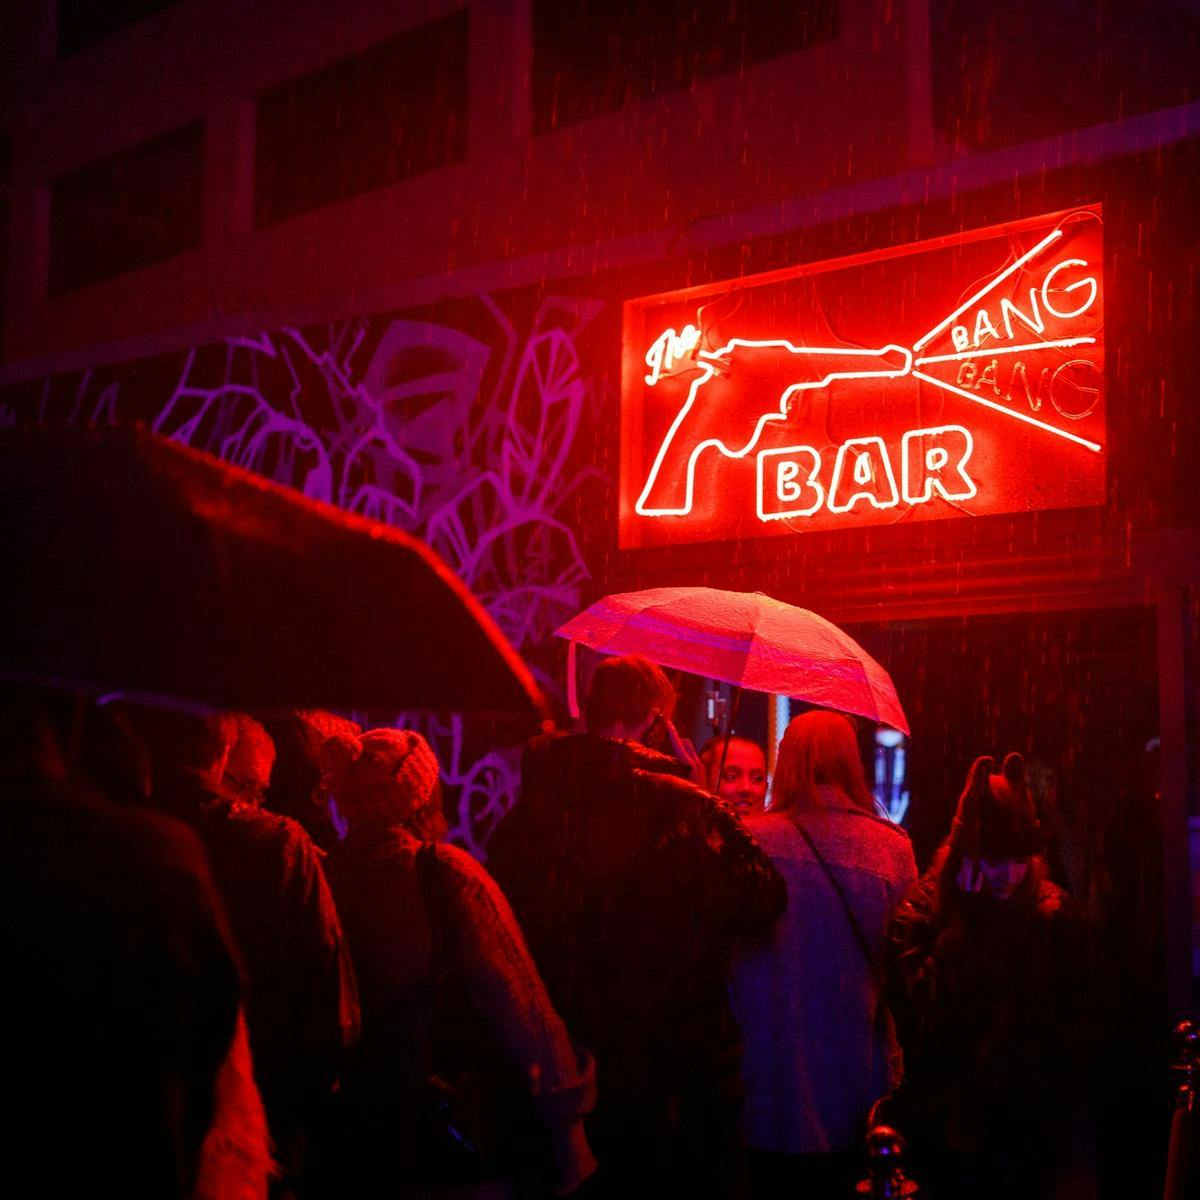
[{"x1": 3, "y1": 655, "x2": 1096, "y2": 1199}]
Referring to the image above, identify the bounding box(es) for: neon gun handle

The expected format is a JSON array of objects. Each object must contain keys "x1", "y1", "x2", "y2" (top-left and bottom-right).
[{"x1": 636, "y1": 358, "x2": 726, "y2": 515}]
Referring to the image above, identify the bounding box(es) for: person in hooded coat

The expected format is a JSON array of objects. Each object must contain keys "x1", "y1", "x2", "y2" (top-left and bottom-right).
[
  {"x1": 486, "y1": 655, "x2": 787, "y2": 1199},
  {"x1": 887, "y1": 751, "x2": 1096, "y2": 1199}
]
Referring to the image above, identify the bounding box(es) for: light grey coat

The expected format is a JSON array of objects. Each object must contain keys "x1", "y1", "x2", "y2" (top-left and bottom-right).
[{"x1": 731, "y1": 790, "x2": 917, "y2": 1154}]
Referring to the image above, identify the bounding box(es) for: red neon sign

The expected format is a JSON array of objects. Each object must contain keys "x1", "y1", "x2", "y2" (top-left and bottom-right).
[{"x1": 619, "y1": 207, "x2": 1105, "y2": 549}]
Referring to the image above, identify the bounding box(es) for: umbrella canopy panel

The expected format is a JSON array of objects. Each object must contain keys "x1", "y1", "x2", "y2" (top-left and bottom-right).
[
  {"x1": 556, "y1": 586, "x2": 909, "y2": 734},
  {"x1": 0, "y1": 427, "x2": 545, "y2": 717}
]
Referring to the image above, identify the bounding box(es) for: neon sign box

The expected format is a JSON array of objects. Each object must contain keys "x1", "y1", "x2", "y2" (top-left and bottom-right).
[{"x1": 619, "y1": 207, "x2": 1105, "y2": 549}]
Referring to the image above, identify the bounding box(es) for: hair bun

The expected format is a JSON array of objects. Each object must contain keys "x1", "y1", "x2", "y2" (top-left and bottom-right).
[
  {"x1": 963, "y1": 754, "x2": 996, "y2": 796},
  {"x1": 1001, "y1": 751, "x2": 1026, "y2": 787}
]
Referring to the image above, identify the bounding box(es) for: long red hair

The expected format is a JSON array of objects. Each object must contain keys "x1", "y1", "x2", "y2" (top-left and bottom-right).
[{"x1": 771, "y1": 710, "x2": 878, "y2": 816}]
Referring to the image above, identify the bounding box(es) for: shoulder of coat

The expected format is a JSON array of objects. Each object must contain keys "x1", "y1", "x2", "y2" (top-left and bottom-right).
[
  {"x1": 431, "y1": 840, "x2": 490, "y2": 884},
  {"x1": 244, "y1": 804, "x2": 319, "y2": 855},
  {"x1": 842, "y1": 806, "x2": 914, "y2": 849}
]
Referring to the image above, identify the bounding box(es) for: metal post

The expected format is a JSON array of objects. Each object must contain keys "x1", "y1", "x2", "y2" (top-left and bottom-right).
[
  {"x1": 855, "y1": 1123, "x2": 918, "y2": 1198},
  {"x1": 714, "y1": 684, "x2": 743, "y2": 790}
]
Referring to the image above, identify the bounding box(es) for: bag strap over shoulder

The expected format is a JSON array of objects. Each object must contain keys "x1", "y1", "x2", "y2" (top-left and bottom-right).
[
  {"x1": 416, "y1": 840, "x2": 450, "y2": 972},
  {"x1": 793, "y1": 820, "x2": 892, "y2": 1008}
]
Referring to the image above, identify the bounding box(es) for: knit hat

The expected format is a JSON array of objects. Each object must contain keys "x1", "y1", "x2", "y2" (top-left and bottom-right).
[
  {"x1": 317, "y1": 727, "x2": 440, "y2": 825},
  {"x1": 224, "y1": 713, "x2": 275, "y2": 800},
  {"x1": 951, "y1": 752, "x2": 1041, "y2": 860}
]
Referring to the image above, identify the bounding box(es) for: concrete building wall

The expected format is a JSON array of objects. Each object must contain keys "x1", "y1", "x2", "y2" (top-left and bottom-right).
[{"x1": 1, "y1": 0, "x2": 921, "y2": 371}]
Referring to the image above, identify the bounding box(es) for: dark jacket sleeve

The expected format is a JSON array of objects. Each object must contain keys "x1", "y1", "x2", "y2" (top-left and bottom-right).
[
  {"x1": 437, "y1": 845, "x2": 596, "y2": 1131},
  {"x1": 885, "y1": 873, "x2": 939, "y2": 1055},
  {"x1": 708, "y1": 798, "x2": 787, "y2": 934},
  {"x1": 663, "y1": 784, "x2": 786, "y2": 936},
  {"x1": 282, "y1": 831, "x2": 361, "y2": 1077},
  {"x1": 1035, "y1": 884, "x2": 1098, "y2": 1078}
]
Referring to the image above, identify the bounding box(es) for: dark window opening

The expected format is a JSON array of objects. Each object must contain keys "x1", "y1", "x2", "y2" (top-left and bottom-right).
[
  {"x1": 0, "y1": 194, "x2": 8, "y2": 361},
  {"x1": 0, "y1": 134, "x2": 8, "y2": 359},
  {"x1": 254, "y1": 11, "x2": 469, "y2": 228},
  {"x1": 931, "y1": 0, "x2": 1200, "y2": 151},
  {"x1": 532, "y1": 0, "x2": 839, "y2": 133},
  {"x1": 49, "y1": 121, "x2": 204, "y2": 295},
  {"x1": 57, "y1": 0, "x2": 179, "y2": 58}
]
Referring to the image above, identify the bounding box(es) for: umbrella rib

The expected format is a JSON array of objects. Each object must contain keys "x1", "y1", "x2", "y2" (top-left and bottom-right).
[
  {"x1": 735, "y1": 595, "x2": 766, "y2": 692},
  {"x1": 555, "y1": 588, "x2": 908, "y2": 734}
]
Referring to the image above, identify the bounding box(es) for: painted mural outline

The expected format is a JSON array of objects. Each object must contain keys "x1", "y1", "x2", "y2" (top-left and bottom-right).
[{"x1": 31, "y1": 294, "x2": 607, "y2": 858}]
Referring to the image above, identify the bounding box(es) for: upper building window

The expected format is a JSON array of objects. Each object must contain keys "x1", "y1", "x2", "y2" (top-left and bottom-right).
[
  {"x1": 57, "y1": 0, "x2": 179, "y2": 58},
  {"x1": 254, "y1": 11, "x2": 469, "y2": 228},
  {"x1": 932, "y1": 0, "x2": 1200, "y2": 150},
  {"x1": 49, "y1": 121, "x2": 204, "y2": 295},
  {"x1": 532, "y1": 0, "x2": 838, "y2": 133}
]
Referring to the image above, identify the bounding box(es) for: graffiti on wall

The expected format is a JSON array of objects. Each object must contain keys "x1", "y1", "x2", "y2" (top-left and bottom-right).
[{"x1": 17, "y1": 293, "x2": 609, "y2": 856}]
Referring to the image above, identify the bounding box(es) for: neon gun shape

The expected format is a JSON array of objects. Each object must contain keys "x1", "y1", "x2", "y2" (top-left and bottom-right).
[
  {"x1": 636, "y1": 339, "x2": 912, "y2": 516},
  {"x1": 635, "y1": 227, "x2": 1102, "y2": 518}
]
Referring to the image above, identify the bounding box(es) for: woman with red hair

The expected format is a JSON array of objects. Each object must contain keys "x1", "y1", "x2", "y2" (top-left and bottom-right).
[{"x1": 731, "y1": 710, "x2": 917, "y2": 1197}]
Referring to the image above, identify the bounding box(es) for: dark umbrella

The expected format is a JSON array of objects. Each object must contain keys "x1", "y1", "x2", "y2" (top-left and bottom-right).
[{"x1": 0, "y1": 426, "x2": 546, "y2": 717}]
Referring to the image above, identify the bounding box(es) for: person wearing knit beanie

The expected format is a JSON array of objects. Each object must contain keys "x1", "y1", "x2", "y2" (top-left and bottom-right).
[
  {"x1": 316, "y1": 726, "x2": 598, "y2": 1195},
  {"x1": 318, "y1": 728, "x2": 444, "y2": 840}
]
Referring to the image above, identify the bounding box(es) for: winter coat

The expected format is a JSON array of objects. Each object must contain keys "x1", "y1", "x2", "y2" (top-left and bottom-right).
[
  {"x1": 486, "y1": 732, "x2": 788, "y2": 1104},
  {"x1": 322, "y1": 827, "x2": 595, "y2": 1133},
  {"x1": 732, "y1": 794, "x2": 917, "y2": 1155},
  {"x1": 2, "y1": 776, "x2": 246, "y2": 1197},
  {"x1": 194, "y1": 1008, "x2": 273, "y2": 1200},
  {"x1": 155, "y1": 776, "x2": 360, "y2": 1148},
  {"x1": 886, "y1": 855, "x2": 1092, "y2": 1157}
]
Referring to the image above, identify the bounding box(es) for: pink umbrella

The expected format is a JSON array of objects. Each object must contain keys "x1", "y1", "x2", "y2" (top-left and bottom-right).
[{"x1": 555, "y1": 586, "x2": 909, "y2": 734}]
